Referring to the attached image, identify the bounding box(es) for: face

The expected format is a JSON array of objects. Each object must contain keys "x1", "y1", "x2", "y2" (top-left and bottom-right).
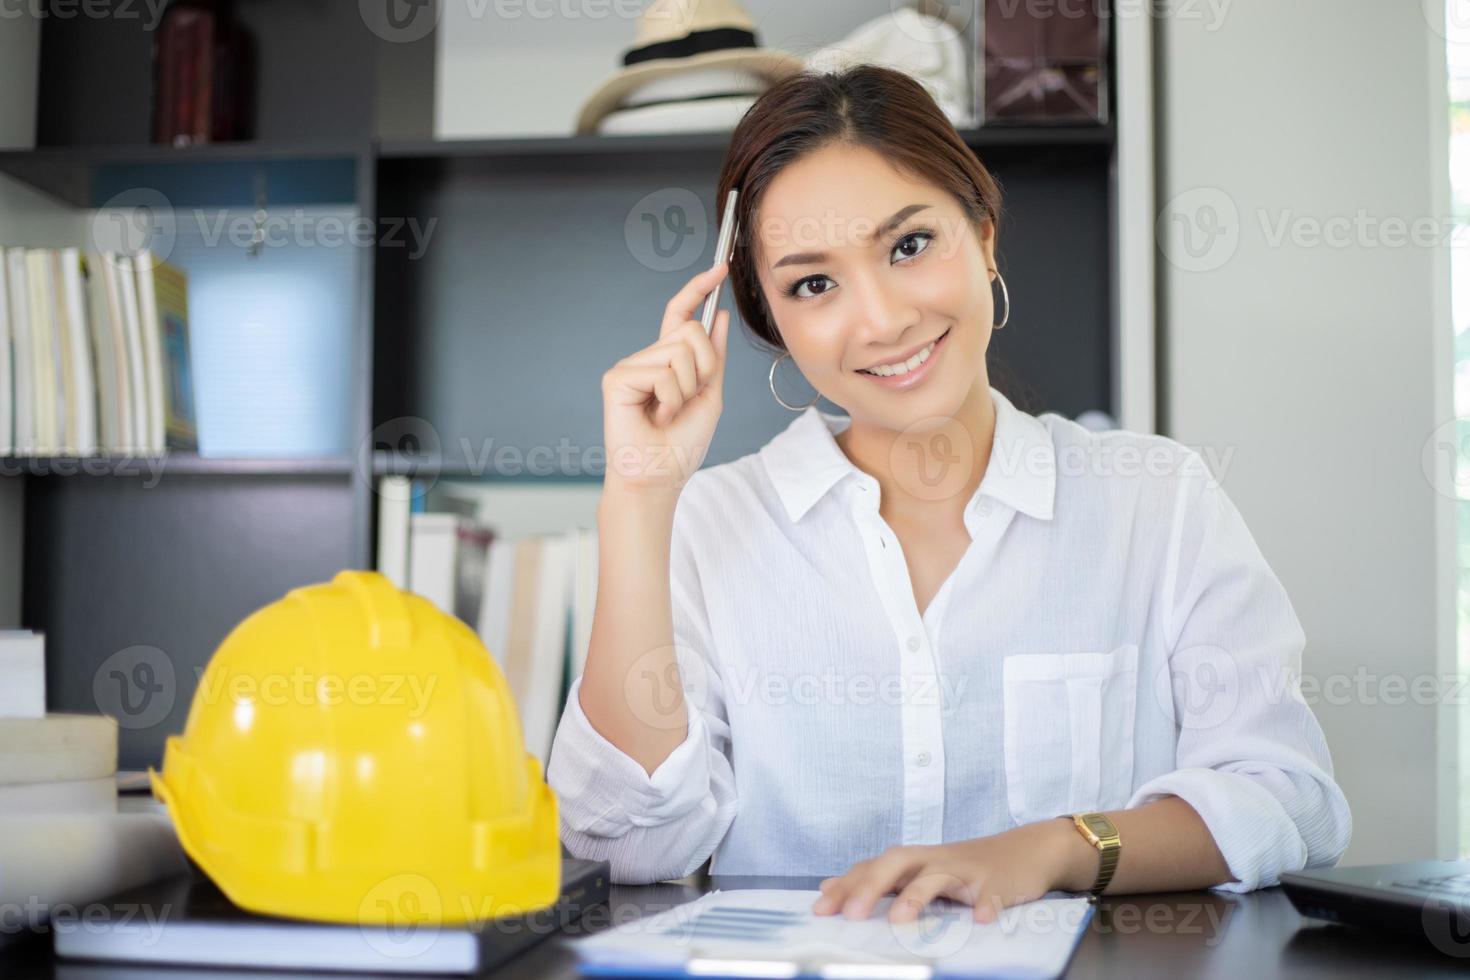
[{"x1": 753, "y1": 142, "x2": 998, "y2": 434}]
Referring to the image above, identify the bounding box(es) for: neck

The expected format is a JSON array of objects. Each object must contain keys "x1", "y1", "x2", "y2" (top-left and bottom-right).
[{"x1": 834, "y1": 382, "x2": 997, "y2": 523}]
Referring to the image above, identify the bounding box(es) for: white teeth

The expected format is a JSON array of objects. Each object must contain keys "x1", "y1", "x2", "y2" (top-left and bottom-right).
[{"x1": 862, "y1": 339, "x2": 935, "y2": 377}]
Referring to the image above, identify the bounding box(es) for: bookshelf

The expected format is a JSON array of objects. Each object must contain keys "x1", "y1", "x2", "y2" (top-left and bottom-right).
[{"x1": 0, "y1": 7, "x2": 1154, "y2": 771}]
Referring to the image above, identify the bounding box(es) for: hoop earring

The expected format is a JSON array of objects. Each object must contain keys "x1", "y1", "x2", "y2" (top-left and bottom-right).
[
  {"x1": 768, "y1": 352, "x2": 820, "y2": 411},
  {"x1": 991, "y1": 270, "x2": 1010, "y2": 329}
]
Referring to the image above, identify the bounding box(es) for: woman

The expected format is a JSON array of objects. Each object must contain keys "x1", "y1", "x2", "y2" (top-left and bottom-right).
[{"x1": 546, "y1": 64, "x2": 1350, "y2": 924}]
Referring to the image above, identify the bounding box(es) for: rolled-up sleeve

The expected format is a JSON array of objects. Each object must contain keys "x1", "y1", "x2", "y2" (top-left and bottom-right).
[
  {"x1": 1126, "y1": 453, "x2": 1352, "y2": 892},
  {"x1": 545, "y1": 489, "x2": 738, "y2": 884}
]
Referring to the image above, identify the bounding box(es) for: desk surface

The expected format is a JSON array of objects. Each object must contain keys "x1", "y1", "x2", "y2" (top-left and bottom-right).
[{"x1": 1, "y1": 875, "x2": 1465, "y2": 978}]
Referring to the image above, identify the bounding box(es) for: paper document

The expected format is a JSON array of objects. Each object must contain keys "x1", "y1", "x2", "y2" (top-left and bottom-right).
[{"x1": 574, "y1": 888, "x2": 1092, "y2": 978}]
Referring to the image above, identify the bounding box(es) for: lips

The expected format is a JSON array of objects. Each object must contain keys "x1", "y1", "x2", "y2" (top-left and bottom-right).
[{"x1": 857, "y1": 327, "x2": 951, "y2": 377}]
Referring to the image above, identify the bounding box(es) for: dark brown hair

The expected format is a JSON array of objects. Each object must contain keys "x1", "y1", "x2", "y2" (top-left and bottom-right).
[{"x1": 715, "y1": 64, "x2": 1005, "y2": 357}]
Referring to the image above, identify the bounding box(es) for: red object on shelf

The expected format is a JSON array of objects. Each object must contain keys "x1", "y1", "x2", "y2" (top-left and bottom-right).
[
  {"x1": 980, "y1": 0, "x2": 1109, "y2": 125},
  {"x1": 152, "y1": 0, "x2": 254, "y2": 145}
]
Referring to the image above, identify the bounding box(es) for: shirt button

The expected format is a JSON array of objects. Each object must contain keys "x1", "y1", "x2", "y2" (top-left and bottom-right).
[
  {"x1": 977, "y1": 499, "x2": 992, "y2": 516},
  {"x1": 915, "y1": 750, "x2": 932, "y2": 767},
  {"x1": 906, "y1": 635, "x2": 921, "y2": 652}
]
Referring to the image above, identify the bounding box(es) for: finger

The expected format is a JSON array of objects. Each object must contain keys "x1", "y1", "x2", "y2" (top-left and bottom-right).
[
  {"x1": 639, "y1": 341, "x2": 697, "y2": 402},
  {"x1": 839, "y1": 855, "x2": 917, "y2": 920},
  {"x1": 649, "y1": 368, "x2": 685, "y2": 426},
  {"x1": 655, "y1": 320, "x2": 718, "y2": 391},
  {"x1": 661, "y1": 262, "x2": 729, "y2": 339},
  {"x1": 889, "y1": 868, "x2": 960, "y2": 924}
]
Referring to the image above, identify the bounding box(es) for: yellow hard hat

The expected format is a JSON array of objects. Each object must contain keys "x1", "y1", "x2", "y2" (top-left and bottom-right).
[{"x1": 151, "y1": 569, "x2": 560, "y2": 926}]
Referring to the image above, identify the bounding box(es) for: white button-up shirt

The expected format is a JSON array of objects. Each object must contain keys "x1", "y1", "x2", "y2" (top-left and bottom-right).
[{"x1": 547, "y1": 386, "x2": 1351, "y2": 889}]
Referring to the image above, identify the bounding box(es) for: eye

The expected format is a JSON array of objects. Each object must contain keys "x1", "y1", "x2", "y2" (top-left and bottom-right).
[
  {"x1": 893, "y1": 229, "x2": 934, "y2": 262},
  {"x1": 788, "y1": 275, "x2": 833, "y2": 300}
]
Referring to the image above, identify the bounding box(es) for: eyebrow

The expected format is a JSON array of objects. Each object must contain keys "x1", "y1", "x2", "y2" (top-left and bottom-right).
[{"x1": 770, "y1": 203, "x2": 932, "y2": 271}]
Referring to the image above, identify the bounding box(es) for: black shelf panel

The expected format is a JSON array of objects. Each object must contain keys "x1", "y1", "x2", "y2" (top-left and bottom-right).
[
  {"x1": 0, "y1": 141, "x2": 368, "y2": 208},
  {"x1": 377, "y1": 123, "x2": 1115, "y2": 161},
  {"x1": 1, "y1": 455, "x2": 357, "y2": 477}
]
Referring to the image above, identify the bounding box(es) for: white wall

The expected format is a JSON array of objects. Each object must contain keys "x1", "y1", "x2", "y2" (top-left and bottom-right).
[{"x1": 1158, "y1": 1, "x2": 1455, "y2": 863}]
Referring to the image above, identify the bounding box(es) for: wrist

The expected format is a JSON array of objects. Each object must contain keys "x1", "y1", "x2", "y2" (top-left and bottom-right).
[{"x1": 1044, "y1": 816, "x2": 1103, "y2": 894}]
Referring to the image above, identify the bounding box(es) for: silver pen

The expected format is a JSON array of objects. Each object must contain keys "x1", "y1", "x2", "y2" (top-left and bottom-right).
[{"x1": 700, "y1": 188, "x2": 740, "y2": 335}]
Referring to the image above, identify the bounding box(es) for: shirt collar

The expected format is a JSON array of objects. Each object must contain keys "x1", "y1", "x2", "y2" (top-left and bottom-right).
[{"x1": 758, "y1": 386, "x2": 1057, "y2": 524}]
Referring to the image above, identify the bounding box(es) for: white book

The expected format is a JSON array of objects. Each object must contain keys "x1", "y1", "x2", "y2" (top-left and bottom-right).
[
  {"x1": 521, "y1": 533, "x2": 572, "y2": 763},
  {"x1": 4, "y1": 249, "x2": 30, "y2": 454},
  {"x1": 114, "y1": 254, "x2": 148, "y2": 453},
  {"x1": 132, "y1": 249, "x2": 166, "y2": 452},
  {"x1": 49, "y1": 250, "x2": 76, "y2": 451},
  {"x1": 375, "y1": 475, "x2": 412, "y2": 588},
  {"x1": 0, "y1": 255, "x2": 11, "y2": 455},
  {"x1": 0, "y1": 630, "x2": 44, "y2": 718},
  {"x1": 570, "y1": 526, "x2": 599, "y2": 683},
  {"x1": 58, "y1": 248, "x2": 97, "y2": 455},
  {"x1": 408, "y1": 512, "x2": 461, "y2": 616},
  {"x1": 23, "y1": 249, "x2": 58, "y2": 453},
  {"x1": 0, "y1": 713, "x2": 117, "y2": 786},
  {"x1": 100, "y1": 253, "x2": 135, "y2": 450},
  {"x1": 476, "y1": 535, "x2": 517, "y2": 667},
  {"x1": 83, "y1": 253, "x2": 123, "y2": 451},
  {"x1": 0, "y1": 776, "x2": 117, "y2": 814}
]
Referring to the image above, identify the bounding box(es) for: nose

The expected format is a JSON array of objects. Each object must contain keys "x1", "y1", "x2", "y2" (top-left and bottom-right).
[{"x1": 847, "y1": 266, "x2": 919, "y2": 349}]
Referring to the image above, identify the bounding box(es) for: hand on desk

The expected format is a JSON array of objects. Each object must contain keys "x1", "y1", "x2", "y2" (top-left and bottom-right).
[{"x1": 811, "y1": 817, "x2": 1097, "y2": 924}]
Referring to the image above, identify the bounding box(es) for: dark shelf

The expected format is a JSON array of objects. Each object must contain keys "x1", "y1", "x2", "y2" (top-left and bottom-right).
[
  {"x1": 0, "y1": 454, "x2": 357, "y2": 477},
  {"x1": 0, "y1": 141, "x2": 368, "y2": 208},
  {"x1": 377, "y1": 122, "x2": 1115, "y2": 161}
]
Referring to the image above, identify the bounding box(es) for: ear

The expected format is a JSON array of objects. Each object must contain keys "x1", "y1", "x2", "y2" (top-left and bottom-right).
[{"x1": 977, "y1": 216, "x2": 999, "y2": 271}]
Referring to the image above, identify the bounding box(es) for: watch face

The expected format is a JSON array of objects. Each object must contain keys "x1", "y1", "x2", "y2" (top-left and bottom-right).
[{"x1": 1082, "y1": 813, "x2": 1117, "y2": 837}]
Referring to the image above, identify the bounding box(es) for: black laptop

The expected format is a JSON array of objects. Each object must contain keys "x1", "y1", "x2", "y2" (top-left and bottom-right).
[
  {"x1": 1282, "y1": 860, "x2": 1470, "y2": 950},
  {"x1": 53, "y1": 856, "x2": 610, "y2": 975}
]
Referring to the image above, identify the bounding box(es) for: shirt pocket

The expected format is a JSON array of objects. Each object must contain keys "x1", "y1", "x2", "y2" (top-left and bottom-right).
[{"x1": 1001, "y1": 645, "x2": 1139, "y2": 826}]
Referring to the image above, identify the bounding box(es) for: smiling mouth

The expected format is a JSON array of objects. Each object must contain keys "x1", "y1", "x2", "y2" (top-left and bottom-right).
[{"x1": 857, "y1": 327, "x2": 952, "y2": 377}]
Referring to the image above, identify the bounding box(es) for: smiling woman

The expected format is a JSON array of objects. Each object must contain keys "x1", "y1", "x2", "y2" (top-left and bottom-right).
[{"x1": 547, "y1": 64, "x2": 1350, "y2": 924}]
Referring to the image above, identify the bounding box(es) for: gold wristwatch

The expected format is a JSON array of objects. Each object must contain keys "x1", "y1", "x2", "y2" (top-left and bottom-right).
[{"x1": 1070, "y1": 812, "x2": 1121, "y2": 899}]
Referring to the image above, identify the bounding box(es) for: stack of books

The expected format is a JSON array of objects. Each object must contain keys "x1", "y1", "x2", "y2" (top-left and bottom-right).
[
  {"x1": 377, "y1": 477, "x2": 599, "y2": 764},
  {"x1": 0, "y1": 632, "x2": 186, "y2": 946},
  {"x1": 0, "y1": 246, "x2": 197, "y2": 456}
]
